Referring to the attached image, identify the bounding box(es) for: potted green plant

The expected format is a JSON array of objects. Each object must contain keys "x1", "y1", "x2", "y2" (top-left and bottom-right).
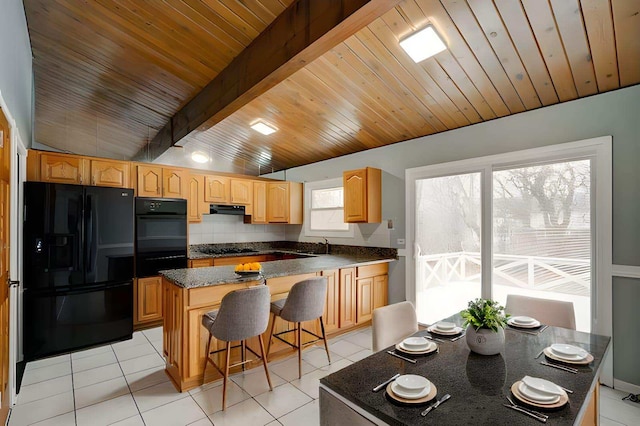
[{"x1": 460, "y1": 299, "x2": 509, "y2": 355}]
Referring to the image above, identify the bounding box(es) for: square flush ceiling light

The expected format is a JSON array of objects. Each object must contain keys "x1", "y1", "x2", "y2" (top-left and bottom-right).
[
  {"x1": 399, "y1": 25, "x2": 447, "y2": 63},
  {"x1": 251, "y1": 120, "x2": 277, "y2": 135}
]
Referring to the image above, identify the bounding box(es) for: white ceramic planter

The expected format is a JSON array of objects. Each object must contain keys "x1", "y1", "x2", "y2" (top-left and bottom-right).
[{"x1": 465, "y1": 325, "x2": 505, "y2": 355}]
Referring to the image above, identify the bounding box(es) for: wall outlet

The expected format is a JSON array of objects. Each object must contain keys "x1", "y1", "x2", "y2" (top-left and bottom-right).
[{"x1": 397, "y1": 238, "x2": 405, "y2": 245}]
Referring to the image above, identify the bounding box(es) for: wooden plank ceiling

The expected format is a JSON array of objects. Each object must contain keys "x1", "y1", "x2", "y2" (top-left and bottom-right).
[{"x1": 25, "y1": 0, "x2": 640, "y2": 175}]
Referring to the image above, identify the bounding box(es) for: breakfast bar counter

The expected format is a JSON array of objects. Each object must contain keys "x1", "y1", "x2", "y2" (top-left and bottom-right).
[
  {"x1": 161, "y1": 252, "x2": 395, "y2": 288},
  {"x1": 319, "y1": 315, "x2": 610, "y2": 425},
  {"x1": 160, "y1": 251, "x2": 396, "y2": 392}
]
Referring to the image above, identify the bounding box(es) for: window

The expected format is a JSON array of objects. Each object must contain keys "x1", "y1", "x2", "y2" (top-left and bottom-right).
[
  {"x1": 304, "y1": 178, "x2": 354, "y2": 237},
  {"x1": 407, "y1": 137, "x2": 611, "y2": 336}
]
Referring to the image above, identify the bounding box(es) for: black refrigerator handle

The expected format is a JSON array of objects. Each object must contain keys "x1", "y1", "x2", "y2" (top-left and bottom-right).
[{"x1": 84, "y1": 193, "x2": 93, "y2": 274}]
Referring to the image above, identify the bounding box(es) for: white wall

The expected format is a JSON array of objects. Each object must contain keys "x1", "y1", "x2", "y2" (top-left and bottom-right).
[
  {"x1": 0, "y1": 0, "x2": 32, "y2": 146},
  {"x1": 266, "y1": 85, "x2": 640, "y2": 386},
  {"x1": 189, "y1": 214, "x2": 286, "y2": 244}
]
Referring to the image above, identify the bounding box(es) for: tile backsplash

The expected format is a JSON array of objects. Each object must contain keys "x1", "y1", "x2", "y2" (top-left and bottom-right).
[{"x1": 188, "y1": 214, "x2": 286, "y2": 244}]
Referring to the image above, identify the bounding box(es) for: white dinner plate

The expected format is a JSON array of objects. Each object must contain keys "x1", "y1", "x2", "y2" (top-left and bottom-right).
[
  {"x1": 402, "y1": 336, "x2": 430, "y2": 349},
  {"x1": 397, "y1": 340, "x2": 435, "y2": 353},
  {"x1": 427, "y1": 325, "x2": 464, "y2": 335},
  {"x1": 550, "y1": 343, "x2": 588, "y2": 358},
  {"x1": 507, "y1": 317, "x2": 541, "y2": 328},
  {"x1": 391, "y1": 380, "x2": 431, "y2": 400},
  {"x1": 518, "y1": 382, "x2": 561, "y2": 404}
]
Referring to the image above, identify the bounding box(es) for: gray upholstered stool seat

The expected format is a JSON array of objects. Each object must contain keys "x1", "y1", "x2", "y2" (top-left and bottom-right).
[
  {"x1": 267, "y1": 277, "x2": 330, "y2": 379},
  {"x1": 201, "y1": 285, "x2": 272, "y2": 410},
  {"x1": 269, "y1": 299, "x2": 286, "y2": 316},
  {"x1": 201, "y1": 310, "x2": 218, "y2": 332}
]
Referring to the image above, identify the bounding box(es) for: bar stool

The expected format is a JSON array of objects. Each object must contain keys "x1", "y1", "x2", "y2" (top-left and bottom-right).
[
  {"x1": 201, "y1": 285, "x2": 272, "y2": 410},
  {"x1": 267, "y1": 277, "x2": 330, "y2": 378}
]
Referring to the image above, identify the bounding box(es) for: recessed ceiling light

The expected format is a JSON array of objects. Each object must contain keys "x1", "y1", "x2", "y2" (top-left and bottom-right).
[
  {"x1": 191, "y1": 151, "x2": 209, "y2": 163},
  {"x1": 251, "y1": 120, "x2": 277, "y2": 135},
  {"x1": 399, "y1": 25, "x2": 447, "y2": 63}
]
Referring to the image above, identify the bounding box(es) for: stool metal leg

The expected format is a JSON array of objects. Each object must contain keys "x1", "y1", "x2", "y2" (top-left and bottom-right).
[
  {"x1": 203, "y1": 334, "x2": 212, "y2": 382},
  {"x1": 297, "y1": 322, "x2": 302, "y2": 379},
  {"x1": 258, "y1": 334, "x2": 273, "y2": 390},
  {"x1": 319, "y1": 316, "x2": 331, "y2": 363},
  {"x1": 241, "y1": 340, "x2": 246, "y2": 371},
  {"x1": 222, "y1": 341, "x2": 231, "y2": 410}
]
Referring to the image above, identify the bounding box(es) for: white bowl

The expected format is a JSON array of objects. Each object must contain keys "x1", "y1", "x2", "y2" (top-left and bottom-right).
[
  {"x1": 435, "y1": 321, "x2": 456, "y2": 331},
  {"x1": 521, "y1": 376, "x2": 563, "y2": 395},
  {"x1": 395, "y1": 374, "x2": 430, "y2": 394},
  {"x1": 511, "y1": 316, "x2": 536, "y2": 325},
  {"x1": 402, "y1": 337, "x2": 429, "y2": 349}
]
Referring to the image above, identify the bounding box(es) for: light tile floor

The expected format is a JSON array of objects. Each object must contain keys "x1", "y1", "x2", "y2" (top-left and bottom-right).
[{"x1": 8, "y1": 326, "x2": 640, "y2": 425}]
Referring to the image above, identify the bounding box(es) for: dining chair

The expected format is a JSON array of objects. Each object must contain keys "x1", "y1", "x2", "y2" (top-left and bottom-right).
[
  {"x1": 505, "y1": 294, "x2": 576, "y2": 330},
  {"x1": 201, "y1": 285, "x2": 273, "y2": 410},
  {"x1": 266, "y1": 276, "x2": 330, "y2": 379},
  {"x1": 371, "y1": 301, "x2": 419, "y2": 352}
]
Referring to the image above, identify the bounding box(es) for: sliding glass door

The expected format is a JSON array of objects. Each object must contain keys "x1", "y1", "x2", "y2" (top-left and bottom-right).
[
  {"x1": 414, "y1": 173, "x2": 482, "y2": 325},
  {"x1": 492, "y1": 160, "x2": 591, "y2": 331},
  {"x1": 407, "y1": 138, "x2": 610, "y2": 335}
]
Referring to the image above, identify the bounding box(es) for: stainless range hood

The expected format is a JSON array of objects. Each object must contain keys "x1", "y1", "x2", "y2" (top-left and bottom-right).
[{"x1": 209, "y1": 204, "x2": 246, "y2": 215}]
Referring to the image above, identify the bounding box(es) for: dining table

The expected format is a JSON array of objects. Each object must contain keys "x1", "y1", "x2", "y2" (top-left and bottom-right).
[{"x1": 319, "y1": 314, "x2": 611, "y2": 425}]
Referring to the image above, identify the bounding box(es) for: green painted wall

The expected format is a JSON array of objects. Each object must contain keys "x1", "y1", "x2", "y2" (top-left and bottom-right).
[{"x1": 613, "y1": 277, "x2": 640, "y2": 385}]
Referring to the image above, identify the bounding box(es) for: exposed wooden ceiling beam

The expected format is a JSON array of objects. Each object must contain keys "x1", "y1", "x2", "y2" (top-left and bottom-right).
[{"x1": 133, "y1": 0, "x2": 401, "y2": 162}]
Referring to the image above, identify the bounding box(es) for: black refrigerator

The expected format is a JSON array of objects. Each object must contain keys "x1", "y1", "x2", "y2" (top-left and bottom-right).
[{"x1": 23, "y1": 182, "x2": 134, "y2": 361}]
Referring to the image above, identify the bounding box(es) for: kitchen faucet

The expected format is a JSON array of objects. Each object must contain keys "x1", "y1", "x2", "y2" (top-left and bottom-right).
[{"x1": 322, "y1": 237, "x2": 330, "y2": 254}]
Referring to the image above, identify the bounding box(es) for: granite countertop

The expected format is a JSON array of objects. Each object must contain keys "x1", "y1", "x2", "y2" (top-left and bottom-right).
[
  {"x1": 188, "y1": 241, "x2": 397, "y2": 260},
  {"x1": 161, "y1": 253, "x2": 395, "y2": 289},
  {"x1": 320, "y1": 314, "x2": 611, "y2": 426}
]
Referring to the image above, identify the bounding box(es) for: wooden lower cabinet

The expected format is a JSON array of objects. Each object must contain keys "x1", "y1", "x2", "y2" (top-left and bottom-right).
[
  {"x1": 356, "y1": 264, "x2": 388, "y2": 324},
  {"x1": 579, "y1": 383, "x2": 599, "y2": 426},
  {"x1": 356, "y1": 277, "x2": 374, "y2": 324},
  {"x1": 188, "y1": 258, "x2": 214, "y2": 268},
  {"x1": 339, "y1": 268, "x2": 357, "y2": 328},
  {"x1": 134, "y1": 276, "x2": 163, "y2": 326},
  {"x1": 162, "y1": 277, "x2": 269, "y2": 392},
  {"x1": 322, "y1": 269, "x2": 340, "y2": 333}
]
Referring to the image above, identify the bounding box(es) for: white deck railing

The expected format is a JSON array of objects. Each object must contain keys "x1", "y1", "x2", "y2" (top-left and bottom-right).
[{"x1": 416, "y1": 251, "x2": 590, "y2": 296}]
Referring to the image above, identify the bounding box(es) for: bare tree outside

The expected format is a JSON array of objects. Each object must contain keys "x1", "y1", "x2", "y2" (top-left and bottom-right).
[{"x1": 414, "y1": 160, "x2": 591, "y2": 327}]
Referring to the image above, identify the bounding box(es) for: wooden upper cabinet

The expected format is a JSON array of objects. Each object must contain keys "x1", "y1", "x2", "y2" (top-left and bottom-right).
[
  {"x1": 137, "y1": 165, "x2": 162, "y2": 197},
  {"x1": 252, "y1": 181, "x2": 267, "y2": 224},
  {"x1": 230, "y1": 179, "x2": 253, "y2": 205},
  {"x1": 204, "y1": 175, "x2": 230, "y2": 203},
  {"x1": 266, "y1": 181, "x2": 303, "y2": 224},
  {"x1": 162, "y1": 168, "x2": 186, "y2": 198},
  {"x1": 90, "y1": 159, "x2": 130, "y2": 188},
  {"x1": 40, "y1": 153, "x2": 85, "y2": 184},
  {"x1": 187, "y1": 174, "x2": 206, "y2": 223},
  {"x1": 343, "y1": 167, "x2": 381, "y2": 223}
]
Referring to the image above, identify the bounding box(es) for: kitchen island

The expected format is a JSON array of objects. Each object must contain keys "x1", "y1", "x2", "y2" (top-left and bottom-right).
[{"x1": 160, "y1": 251, "x2": 396, "y2": 392}]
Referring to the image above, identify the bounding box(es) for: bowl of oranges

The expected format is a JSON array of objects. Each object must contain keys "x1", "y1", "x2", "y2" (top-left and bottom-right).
[{"x1": 234, "y1": 262, "x2": 262, "y2": 276}]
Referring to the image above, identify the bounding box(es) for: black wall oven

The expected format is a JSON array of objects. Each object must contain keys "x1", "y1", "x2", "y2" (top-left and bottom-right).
[{"x1": 135, "y1": 198, "x2": 188, "y2": 277}]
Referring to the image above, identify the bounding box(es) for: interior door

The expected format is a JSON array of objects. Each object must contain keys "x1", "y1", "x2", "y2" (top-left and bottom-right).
[{"x1": 0, "y1": 107, "x2": 12, "y2": 421}]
